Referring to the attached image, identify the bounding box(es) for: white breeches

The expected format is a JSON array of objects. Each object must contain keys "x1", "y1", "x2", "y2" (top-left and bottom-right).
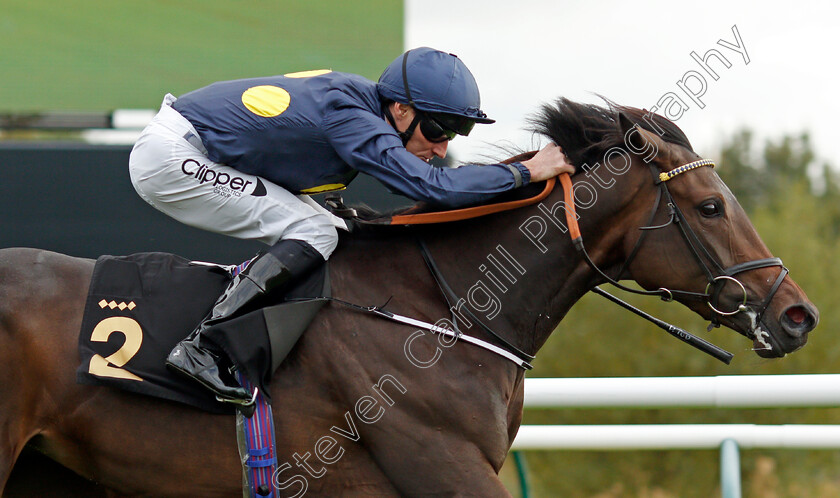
[{"x1": 128, "y1": 94, "x2": 340, "y2": 259}]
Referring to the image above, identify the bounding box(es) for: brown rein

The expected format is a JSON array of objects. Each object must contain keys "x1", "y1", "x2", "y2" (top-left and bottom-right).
[{"x1": 388, "y1": 176, "x2": 556, "y2": 225}]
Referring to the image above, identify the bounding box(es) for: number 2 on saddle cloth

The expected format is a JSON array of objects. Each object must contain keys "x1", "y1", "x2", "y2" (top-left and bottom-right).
[{"x1": 77, "y1": 252, "x2": 330, "y2": 413}]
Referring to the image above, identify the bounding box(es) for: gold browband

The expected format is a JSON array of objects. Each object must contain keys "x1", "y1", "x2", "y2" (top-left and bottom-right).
[{"x1": 659, "y1": 159, "x2": 715, "y2": 183}]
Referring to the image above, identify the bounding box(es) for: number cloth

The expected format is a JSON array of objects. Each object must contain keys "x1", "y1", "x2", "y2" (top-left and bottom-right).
[{"x1": 77, "y1": 253, "x2": 252, "y2": 413}]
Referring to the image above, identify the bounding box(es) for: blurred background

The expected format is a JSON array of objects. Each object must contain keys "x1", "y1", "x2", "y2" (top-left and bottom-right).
[{"x1": 2, "y1": 1, "x2": 838, "y2": 496}]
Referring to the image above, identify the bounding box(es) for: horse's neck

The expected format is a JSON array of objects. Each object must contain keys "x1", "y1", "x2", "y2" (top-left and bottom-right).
[
  {"x1": 419, "y1": 220, "x2": 579, "y2": 356},
  {"x1": 328, "y1": 164, "x2": 647, "y2": 360},
  {"x1": 422, "y1": 166, "x2": 650, "y2": 356}
]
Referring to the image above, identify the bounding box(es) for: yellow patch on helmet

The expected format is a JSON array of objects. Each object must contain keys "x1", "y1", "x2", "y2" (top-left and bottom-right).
[{"x1": 241, "y1": 85, "x2": 291, "y2": 118}]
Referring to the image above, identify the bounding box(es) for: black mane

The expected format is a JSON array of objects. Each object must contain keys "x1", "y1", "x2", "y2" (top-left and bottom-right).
[{"x1": 528, "y1": 98, "x2": 693, "y2": 170}]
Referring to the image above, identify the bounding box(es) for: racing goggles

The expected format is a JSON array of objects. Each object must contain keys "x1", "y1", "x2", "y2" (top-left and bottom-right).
[{"x1": 420, "y1": 112, "x2": 476, "y2": 143}]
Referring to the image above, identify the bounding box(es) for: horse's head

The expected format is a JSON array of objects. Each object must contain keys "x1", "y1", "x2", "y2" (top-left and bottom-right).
[
  {"x1": 534, "y1": 98, "x2": 818, "y2": 358},
  {"x1": 614, "y1": 109, "x2": 818, "y2": 357}
]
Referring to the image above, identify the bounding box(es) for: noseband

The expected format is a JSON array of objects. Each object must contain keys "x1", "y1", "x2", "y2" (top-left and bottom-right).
[{"x1": 565, "y1": 159, "x2": 788, "y2": 331}]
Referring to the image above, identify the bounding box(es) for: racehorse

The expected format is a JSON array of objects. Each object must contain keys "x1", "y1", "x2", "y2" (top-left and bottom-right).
[{"x1": 0, "y1": 99, "x2": 818, "y2": 496}]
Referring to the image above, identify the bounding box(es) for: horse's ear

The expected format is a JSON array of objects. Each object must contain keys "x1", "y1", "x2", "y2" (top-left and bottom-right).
[
  {"x1": 619, "y1": 112, "x2": 661, "y2": 164},
  {"x1": 618, "y1": 112, "x2": 635, "y2": 137}
]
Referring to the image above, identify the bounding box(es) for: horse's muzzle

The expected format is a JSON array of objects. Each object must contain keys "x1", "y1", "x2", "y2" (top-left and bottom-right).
[{"x1": 751, "y1": 303, "x2": 818, "y2": 358}]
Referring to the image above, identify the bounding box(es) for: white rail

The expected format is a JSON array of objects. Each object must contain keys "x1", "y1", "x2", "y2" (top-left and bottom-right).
[
  {"x1": 511, "y1": 424, "x2": 840, "y2": 450},
  {"x1": 522, "y1": 374, "x2": 840, "y2": 409},
  {"x1": 515, "y1": 375, "x2": 840, "y2": 450},
  {"x1": 512, "y1": 374, "x2": 840, "y2": 497}
]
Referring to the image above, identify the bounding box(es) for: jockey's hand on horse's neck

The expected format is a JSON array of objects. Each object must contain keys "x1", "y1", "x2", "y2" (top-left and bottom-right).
[{"x1": 522, "y1": 143, "x2": 574, "y2": 182}]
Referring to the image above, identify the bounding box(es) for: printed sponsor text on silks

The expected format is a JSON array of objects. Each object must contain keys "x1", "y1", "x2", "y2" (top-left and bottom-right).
[{"x1": 181, "y1": 159, "x2": 266, "y2": 197}]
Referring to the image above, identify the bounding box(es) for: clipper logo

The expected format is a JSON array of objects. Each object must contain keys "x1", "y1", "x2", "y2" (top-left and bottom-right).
[{"x1": 181, "y1": 159, "x2": 266, "y2": 198}]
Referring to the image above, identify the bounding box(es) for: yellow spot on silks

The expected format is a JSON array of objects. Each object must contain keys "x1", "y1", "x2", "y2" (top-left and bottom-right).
[
  {"x1": 241, "y1": 85, "x2": 291, "y2": 118},
  {"x1": 284, "y1": 69, "x2": 331, "y2": 78}
]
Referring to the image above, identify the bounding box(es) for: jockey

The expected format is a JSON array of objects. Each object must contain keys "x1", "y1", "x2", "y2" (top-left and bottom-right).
[{"x1": 128, "y1": 47, "x2": 573, "y2": 405}]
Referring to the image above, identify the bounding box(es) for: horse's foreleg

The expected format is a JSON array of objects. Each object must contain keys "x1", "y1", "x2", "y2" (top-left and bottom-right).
[{"x1": 365, "y1": 433, "x2": 513, "y2": 496}]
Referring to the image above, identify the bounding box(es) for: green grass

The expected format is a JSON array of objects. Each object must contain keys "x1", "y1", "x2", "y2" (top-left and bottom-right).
[{"x1": 0, "y1": 0, "x2": 402, "y2": 111}]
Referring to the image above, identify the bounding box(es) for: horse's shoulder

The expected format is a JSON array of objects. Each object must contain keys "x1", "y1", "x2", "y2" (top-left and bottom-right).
[{"x1": 0, "y1": 248, "x2": 95, "y2": 293}]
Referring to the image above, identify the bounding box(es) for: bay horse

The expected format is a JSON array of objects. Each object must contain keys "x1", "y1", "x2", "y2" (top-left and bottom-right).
[{"x1": 0, "y1": 99, "x2": 818, "y2": 496}]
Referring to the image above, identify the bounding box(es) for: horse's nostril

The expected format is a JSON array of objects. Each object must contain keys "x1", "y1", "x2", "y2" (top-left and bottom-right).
[
  {"x1": 786, "y1": 306, "x2": 807, "y2": 325},
  {"x1": 782, "y1": 305, "x2": 817, "y2": 337}
]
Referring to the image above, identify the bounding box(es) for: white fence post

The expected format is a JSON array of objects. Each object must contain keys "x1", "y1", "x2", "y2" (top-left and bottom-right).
[{"x1": 720, "y1": 438, "x2": 742, "y2": 498}]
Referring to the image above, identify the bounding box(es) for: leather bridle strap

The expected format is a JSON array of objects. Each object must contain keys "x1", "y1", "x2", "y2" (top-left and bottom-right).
[
  {"x1": 614, "y1": 187, "x2": 663, "y2": 280},
  {"x1": 664, "y1": 185, "x2": 725, "y2": 283},
  {"x1": 417, "y1": 238, "x2": 536, "y2": 363},
  {"x1": 653, "y1": 165, "x2": 787, "y2": 326},
  {"x1": 559, "y1": 157, "x2": 788, "y2": 338},
  {"x1": 558, "y1": 172, "x2": 734, "y2": 363},
  {"x1": 708, "y1": 258, "x2": 788, "y2": 327},
  {"x1": 560, "y1": 173, "x2": 707, "y2": 302},
  {"x1": 725, "y1": 258, "x2": 784, "y2": 277}
]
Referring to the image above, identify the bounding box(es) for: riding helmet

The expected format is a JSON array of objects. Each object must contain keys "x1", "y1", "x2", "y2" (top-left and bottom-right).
[{"x1": 377, "y1": 47, "x2": 495, "y2": 137}]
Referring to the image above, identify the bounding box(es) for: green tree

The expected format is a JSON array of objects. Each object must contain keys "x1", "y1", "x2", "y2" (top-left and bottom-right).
[
  {"x1": 717, "y1": 129, "x2": 840, "y2": 240},
  {"x1": 716, "y1": 129, "x2": 766, "y2": 211}
]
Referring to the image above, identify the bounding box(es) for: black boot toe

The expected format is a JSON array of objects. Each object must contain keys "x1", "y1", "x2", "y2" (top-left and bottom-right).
[{"x1": 166, "y1": 340, "x2": 253, "y2": 402}]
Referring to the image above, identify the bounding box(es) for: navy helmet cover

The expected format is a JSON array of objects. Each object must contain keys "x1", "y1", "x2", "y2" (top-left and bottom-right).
[{"x1": 377, "y1": 47, "x2": 495, "y2": 128}]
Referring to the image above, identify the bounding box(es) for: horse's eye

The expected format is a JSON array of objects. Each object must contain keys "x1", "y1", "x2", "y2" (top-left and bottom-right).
[{"x1": 699, "y1": 200, "x2": 722, "y2": 218}]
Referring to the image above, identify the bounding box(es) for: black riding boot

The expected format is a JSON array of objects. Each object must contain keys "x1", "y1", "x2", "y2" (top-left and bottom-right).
[{"x1": 166, "y1": 239, "x2": 324, "y2": 404}]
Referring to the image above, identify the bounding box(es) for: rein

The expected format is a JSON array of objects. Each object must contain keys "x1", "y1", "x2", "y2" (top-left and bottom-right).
[
  {"x1": 325, "y1": 159, "x2": 788, "y2": 367},
  {"x1": 389, "y1": 178, "x2": 555, "y2": 225},
  {"x1": 560, "y1": 158, "x2": 789, "y2": 359},
  {"x1": 325, "y1": 177, "x2": 557, "y2": 226}
]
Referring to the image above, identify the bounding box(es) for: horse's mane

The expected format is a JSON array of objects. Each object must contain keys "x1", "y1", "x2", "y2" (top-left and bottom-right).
[{"x1": 528, "y1": 98, "x2": 694, "y2": 170}]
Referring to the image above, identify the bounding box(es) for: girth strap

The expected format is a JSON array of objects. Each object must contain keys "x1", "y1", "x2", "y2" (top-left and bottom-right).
[{"x1": 235, "y1": 372, "x2": 277, "y2": 498}]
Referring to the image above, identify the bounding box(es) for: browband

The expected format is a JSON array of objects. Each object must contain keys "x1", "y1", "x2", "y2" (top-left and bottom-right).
[{"x1": 658, "y1": 159, "x2": 715, "y2": 183}]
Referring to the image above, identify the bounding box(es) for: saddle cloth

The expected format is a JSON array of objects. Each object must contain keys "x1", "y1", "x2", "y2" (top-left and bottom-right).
[{"x1": 76, "y1": 252, "x2": 327, "y2": 413}]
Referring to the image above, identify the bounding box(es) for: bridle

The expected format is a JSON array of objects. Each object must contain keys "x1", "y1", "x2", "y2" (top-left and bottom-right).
[
  {"x1": 563, "y1": 158, "x2": 789, "y2": 334},
  {"x1": 326, "y1": 158, "x2": 790, "y2": 368}
]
